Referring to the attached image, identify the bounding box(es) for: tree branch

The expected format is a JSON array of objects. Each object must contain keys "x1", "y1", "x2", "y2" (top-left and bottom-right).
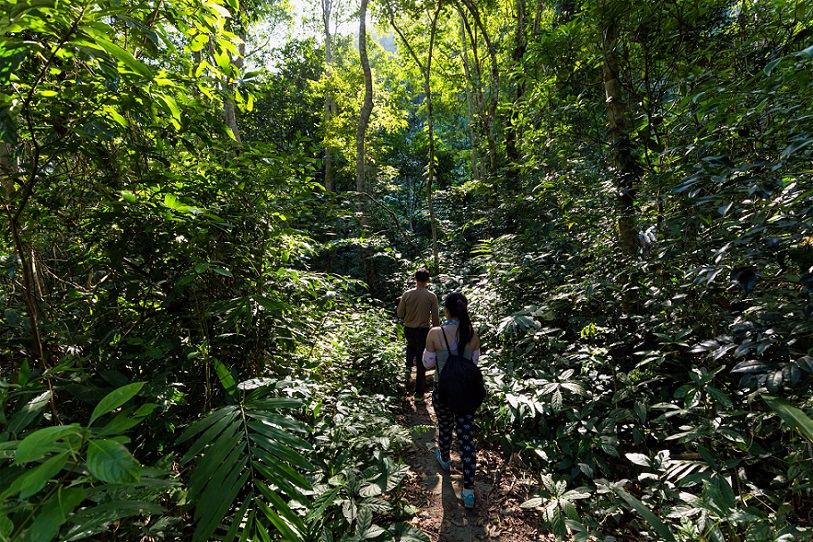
[{"x1": 350, "y1": 191, "x2": 418, "y2": 254}]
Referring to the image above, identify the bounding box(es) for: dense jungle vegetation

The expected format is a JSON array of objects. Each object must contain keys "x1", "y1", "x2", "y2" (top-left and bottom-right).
[{"x1": 2, "y1": 0, "x2": 813, "y2": 540}]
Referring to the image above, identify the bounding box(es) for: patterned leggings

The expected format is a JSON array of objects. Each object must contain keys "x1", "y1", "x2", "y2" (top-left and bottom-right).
[{"x1": 432, "y1": 391, "x2": 476, "y2": 490}]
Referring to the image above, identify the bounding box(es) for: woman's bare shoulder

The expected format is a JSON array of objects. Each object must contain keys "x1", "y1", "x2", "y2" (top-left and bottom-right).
[{"x1": 426, "y1": 326, "x2": 440, "y2": 349}]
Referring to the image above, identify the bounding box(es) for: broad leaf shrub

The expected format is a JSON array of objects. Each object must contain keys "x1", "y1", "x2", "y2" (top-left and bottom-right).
[
  {"x1": 183, "y1": 294, "x2": 427, "y2": 540},
  {"x1": 466, "y1": 250, "x2": 813, "y2": 539},
  {"x1": 286, "y1": 305, "x2": 428, "y2": 541},
  {"x1": 301, "y1": 303, "x2": 406, "y2": 397},
  {"x1": 455, "y1": 209, "x2": 813, "y2": 540},
  {"x1": 0, "y1": 379, "x2": 178, "y2": 541},
  {"x1": 434, "y1": 1, "x2": 813, "y2": 539},
  {"x1": 1, "y1": 290, "x2": 428, "y2": 541}
]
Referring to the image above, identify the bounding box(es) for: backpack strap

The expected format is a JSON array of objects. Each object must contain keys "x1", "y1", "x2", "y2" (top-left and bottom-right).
[
  {"x1": 441, "y1": 326, "x2": 456, "y2": 355},
  {"x1": 438, "y1": 326, "x2": 455, "y2": 380}
]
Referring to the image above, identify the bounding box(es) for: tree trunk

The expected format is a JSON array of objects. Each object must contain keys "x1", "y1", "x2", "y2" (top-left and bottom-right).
[
  {"x1": 322, "y1": 0, "x2": 336, "y2": 192},
  {"x1": 460, "y1": 14, "x2": 480, "y2": 182},
  {"x1": 425, "y1": 5, "x2": 443, "y2": 270},
  {"x1": 602, "y1": 15, "x2": 639, "y2": 311},
  {"x1": 223, "y1": 102, "x2": 240, "y2": 142},
  {"x1": 459, "y1": 0, "x2": 499, "y2": 177},
  {"x1": 1, "y1": 137, "x2": 48, "y2": 371},
  {"x1": 224, "y1": 38, "x2": 244, "y2": 143},
  {"x1": 389, "y1": 1, "x2": 443, "y2": 269},
  {"x1": 356, "y1": 0, "x2": 374, "y2": 224},
  {"x1": 504, "y1": 0, "x2": 526, "y2": 185}
]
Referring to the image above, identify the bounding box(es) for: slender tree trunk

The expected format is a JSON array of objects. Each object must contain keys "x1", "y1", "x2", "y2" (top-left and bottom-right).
[
  {"x1": 223, "y1": 102, "x2": 240, "y2": 142},
  {"x1": 533, "y1": 0, "x2": 545, "y2": 33},
  {"x1": 356, "y1": 0, "x2": 374, "y2": 224},
  {"x1": 602, "y1": 14, "x2": 639, "y2": 311},
  {"x1": 459, "y1": 0, "x2": 499, "y2": 176},
  {"x1": 389, "y1": 2, "x2": 443, "y2": 269},
  {"x1": 322, "y1": 0, "x2": 336, "y2": 191},
  {"x1": 504, "y1": 0, "x2": 526, "y2": 184},
  {"x1": 459, "y1": 0, "x2": 498, "y2": 172},
  {"x1": 224, "y1": 39, "x2": 245, "y2": 143},
  {"x1": 425, "y1": 5, "x2": 443, "y2": 270},
  {"x1": 460, "y1": 14, "x2": 480, "y2": 182},
  {"x1": 0, "y1": 142, "x2": 16, "y2": 197}
]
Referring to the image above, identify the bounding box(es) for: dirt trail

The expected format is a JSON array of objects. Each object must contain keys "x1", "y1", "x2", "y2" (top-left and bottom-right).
[{"x1": 399, "y1": 371, "x2": 551, "y2": 541}]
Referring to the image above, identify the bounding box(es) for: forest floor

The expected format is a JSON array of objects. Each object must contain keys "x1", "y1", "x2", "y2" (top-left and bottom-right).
[{"x1": 398, "y1": 369, "x2": 553, "y2": 542}]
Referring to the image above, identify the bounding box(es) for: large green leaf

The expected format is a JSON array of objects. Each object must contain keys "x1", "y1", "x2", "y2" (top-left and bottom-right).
[
  {"x1": 213, "y1": 358, "x2": 238, "y2": 399},
  {"x1": 97, "y1": 403, "x2": 159, "y2": 437},
  {"x1": 6, "y1": 391, "x2": 50, "y2": 436},
  {"x1": 93, "y1": 36, "x2": 154, "y2": 80},
  {"x1": 192, "y1": 462, "x2": 248, "y2": 541},
  {"x1": 63, "y1": 501, "x2": 165, "y2": 541},
  {"x1": 89, "y1": 382, "x2": 144, "y2": 426},
  {"x1": 178, "y1": 406, "x2": 241, "y2": 462},
  {"x1": 246, "y1": 419, "x2": 313, "y2": 456},
  {"x1": 19, "y1": 487, "x2": 85, "y2": 542},
  {"x1": 257, "y1": 485, "x2": 307, "y2": 541},
  {"x1": 388, "y1": 523, "x2": 430, "y2": 542},
  {"x1": 86, "y1": 439, "x2": 140, "y2": 483},
  {"x1": 14, "y1": 424, "x2": 83, "y2": 464},
  {"x1": 187, "y1": 432, "x2": 245, "y2": 497},
  {"x1": 614, "y1": 486, "x2": 677, "y2": 542},
  {"x1": 2, "y1": 451, "x2": 69, "y2": 500},
  {"x1": 305, "y1": 486, "x2": 342, "y2": 526},
  {"x1": 252, "y1": 447, "x2": 311, "y2": 501},
  {"x1": 763, "y1": 395, "x2": 813, "y2": 443},
  {"x1": 0, "y1": 514, "x2": 12, "y2": 539},
  {"x1": 182, "y1": 392, "x2": 313, "y2": 542}
]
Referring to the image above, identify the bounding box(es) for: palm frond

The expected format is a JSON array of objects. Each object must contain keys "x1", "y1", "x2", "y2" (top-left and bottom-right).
[{"x1": 177, "y1": 388, "x2": 314, "y2": 541}]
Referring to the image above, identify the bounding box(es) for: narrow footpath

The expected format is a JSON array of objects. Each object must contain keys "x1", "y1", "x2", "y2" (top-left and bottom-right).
[{"x1": 398, "y1": 370, "x2": 552, "y2": 541}]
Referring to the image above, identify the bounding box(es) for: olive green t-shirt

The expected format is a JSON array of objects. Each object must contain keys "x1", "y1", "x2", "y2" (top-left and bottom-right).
[{"x1": 397, "y1": 285, "x2": 440, "y2": 328}]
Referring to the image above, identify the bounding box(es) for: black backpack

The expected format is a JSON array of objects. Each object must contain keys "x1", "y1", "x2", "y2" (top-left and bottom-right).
[{"x1": 437, "y1": 328, "x2": 486, "y2": 415}]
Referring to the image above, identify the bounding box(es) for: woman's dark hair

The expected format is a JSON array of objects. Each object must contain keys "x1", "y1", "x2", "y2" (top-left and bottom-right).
[{"x1": 444, "y1": 292, "x2": 473, "y2": 351}]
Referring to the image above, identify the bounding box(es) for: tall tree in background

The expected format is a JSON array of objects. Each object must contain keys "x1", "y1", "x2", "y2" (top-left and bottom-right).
[
  {"x1": 456, "y1": 0, "x2": 500, "y2": 177},
  {"x1": 459, "y1": 13, "x2": 481, "y2": 182},
  {"x1": 600, "y1": 0, "x2": 639, "y2": 311},
  {"x1": 223, "y1": 0, "x2": 292, "y2": 142},
  {"x1": 504, "y1": 0, "x2": 526, "y2": 185},
  {"x1": 0, "y1": 0, "x2": 236, "y2": 372},
  {"x1": 320, "y1": 0, "x2": 346, "y2": 191},
  {"x1": 386, "y1": 0, "x2": 444, "y2": 268},
  {"x1": 356, "y1": 0, "x2": 373, "y2": 223}
]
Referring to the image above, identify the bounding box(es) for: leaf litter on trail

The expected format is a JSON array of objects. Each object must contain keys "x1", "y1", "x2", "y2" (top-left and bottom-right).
[{"x1": 397, "y1": 397, "x2": 553, "y2": 541}]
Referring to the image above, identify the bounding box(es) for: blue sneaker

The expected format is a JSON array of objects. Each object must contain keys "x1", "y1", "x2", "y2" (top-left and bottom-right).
[
  {"x1": 434, "y1": 448, "x2": 450, "y2": 471},
  {"x1": 460, "y1": 490, "x2": 475, "y2": 509}
]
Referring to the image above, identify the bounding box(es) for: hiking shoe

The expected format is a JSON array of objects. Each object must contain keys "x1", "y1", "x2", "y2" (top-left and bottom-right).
[
  {"x1": 434, "y1": 448, "x2": 450, "y2": 471},
  {"x1": 460, "y1": 490, "x2": 475, "y2": 509}
]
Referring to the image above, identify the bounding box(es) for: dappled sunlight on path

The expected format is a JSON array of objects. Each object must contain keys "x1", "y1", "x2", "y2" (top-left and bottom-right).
[{"x1": 398, "y1": 370, "x2": 553, "y2": 541}]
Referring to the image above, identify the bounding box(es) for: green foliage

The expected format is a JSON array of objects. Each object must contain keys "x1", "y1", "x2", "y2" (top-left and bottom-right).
[
  {"x1": 177, "y1": 379, "x2": 314, "y2": 542},
  {"x1": 428, "y1": 0, "x2": 813, "y2": 538},
  {"x1": 2, "y1": 0, "x2": 813, "y2": 538},
  {"x1": 304, "y1": 303, "x2": 406, "y2": 396},
  {"x1": 0, "y1": 381, "x2": 175, "y2": 541},
  {"x1": 520, "y1": 474, "x2": 591, "y2": 541}
]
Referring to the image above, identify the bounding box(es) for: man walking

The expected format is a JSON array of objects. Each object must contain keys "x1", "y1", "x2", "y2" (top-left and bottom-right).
[{"x1": 397, "y1": 269, "x2": 440, "y2": 403}]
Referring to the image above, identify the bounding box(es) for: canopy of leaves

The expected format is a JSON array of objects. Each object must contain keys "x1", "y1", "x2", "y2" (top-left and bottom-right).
[{"x1": 2, "y1": 0, "x2": 813, "y2": 540}]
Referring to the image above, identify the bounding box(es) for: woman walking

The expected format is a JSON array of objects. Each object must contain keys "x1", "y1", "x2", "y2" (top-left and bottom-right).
[{"x1": 422, "y1": 292, "x2": 481, "y2": 509}]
